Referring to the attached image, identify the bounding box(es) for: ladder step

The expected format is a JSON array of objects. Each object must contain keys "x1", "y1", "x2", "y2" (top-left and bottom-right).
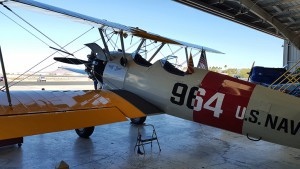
[
  {"x1": 140, "y1": 136, "x2": 157, "y2": 142},
  {"x1": 134, "y1": 124, "x2": 161, "y2": 154}
]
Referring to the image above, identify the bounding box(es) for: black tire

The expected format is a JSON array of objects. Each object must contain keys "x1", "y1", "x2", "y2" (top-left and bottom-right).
[
  {"x1": 75, "y1": 127, "x2": 95, "y2": 138},
  {"x1": 130, "y1": 116, "x2": 147, "y2": 125}
]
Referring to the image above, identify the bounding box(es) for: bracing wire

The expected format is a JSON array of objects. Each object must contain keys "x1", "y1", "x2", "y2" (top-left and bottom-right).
[
  {"x1": 145, "y1": 40, "x2": 158, "y2": 53},
  {"x1": 0, "y1": 24, "x2": 95, "y2": 90},
  {"x1": 167, "y1": 44, "x2": 174, "y2": 54},
  {"x1": 6, "y1": 37, "x2": 102, "y2": 89},
  {"x1": 126, "y1": 38, "x2": 142, "y2": 51},
  {"x1": 2, "y1": 4, "x2": 68, "y2": 53},
  {"x1": 0, "y1": 4, "x2": 95, "y2": 90},
  {"x1": 105, "y1": 30, "x2": 117, "y2": 50},
  {"x1": 114, "y1": 31, "x2": 120, "y2": 50},
  {"x1": 0, "y1": 9, "x2": 50, "y2": 47},
  {"x1": 0, "y1": 5, "x2": 136, "y2": 90}
]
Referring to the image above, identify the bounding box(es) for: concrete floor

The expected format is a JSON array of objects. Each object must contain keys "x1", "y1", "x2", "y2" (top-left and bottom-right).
[{"x1": 0, "y1": 114, "x2": 299, "y2": 169}]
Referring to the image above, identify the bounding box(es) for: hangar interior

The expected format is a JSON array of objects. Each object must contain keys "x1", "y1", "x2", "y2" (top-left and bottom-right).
[{"x1": 0, "y1": 1, "x2": 300, "y2": 169}]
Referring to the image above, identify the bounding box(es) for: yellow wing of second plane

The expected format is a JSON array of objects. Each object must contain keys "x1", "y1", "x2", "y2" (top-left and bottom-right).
[{"x1": 0, "y1": 90, "x2": 146, "y2": 140}]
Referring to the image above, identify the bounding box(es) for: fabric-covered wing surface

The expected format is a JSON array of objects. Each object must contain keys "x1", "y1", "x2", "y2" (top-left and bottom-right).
[
  {"x1": 0, "y1": 90, "x2": 145, "y2": 140},
  {"x1": 2, "y1": 0, "x2": 223, "y2": 54}
]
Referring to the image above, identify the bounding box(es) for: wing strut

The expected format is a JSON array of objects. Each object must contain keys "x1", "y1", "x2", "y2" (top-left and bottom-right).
[
  {"x1": 132, "y1": 38, "x2": 146, "y2": 59},
  {"x1": 0, "y1": 47, "x2": 12, "y2": 106},
  {"x1": 184, "y1": 47, "x2": 189, "y2": 66},
  {"x1": 98, "y1": 28, "x2": 110, "y2": 59},
  {"x1": 148, "y1": 42, "x2": 165, "y2": 62},
  {"x1": 119, "y1": 31, "x2": 127, "y2": 66}
]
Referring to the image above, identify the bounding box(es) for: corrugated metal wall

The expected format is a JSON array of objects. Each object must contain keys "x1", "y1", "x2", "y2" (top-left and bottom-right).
[{"x1": 283, "y1": 40, "x2": 300, "y2": 71}]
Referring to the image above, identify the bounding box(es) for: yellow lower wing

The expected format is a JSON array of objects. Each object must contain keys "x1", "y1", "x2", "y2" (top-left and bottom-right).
[{"x1": 0, "y1": 90, "x2": 145, "y2": 140}]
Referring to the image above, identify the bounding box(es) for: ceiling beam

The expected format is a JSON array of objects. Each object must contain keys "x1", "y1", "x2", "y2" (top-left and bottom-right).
[
  {"x1": 209, "y1": 0, "x2": 224, "y2": 5},
  {"x1": 174, "y1": 0, "x2": 282, "y2": 38},
  {"x1": 260, "y1": 0, "x2": 299, "y2": 8},
  {"x1": 272, "y1": 5, "x2": 295, "y2": 24},
  {"x1": 240, "y1": 0, "x2": 300, "y2": 49},
  {"x1": 275, "y1": 10, "x2": 300, "y2": 19},
  {"x1": 283, "y1": 4, "x2": 300, "y2": 11}
]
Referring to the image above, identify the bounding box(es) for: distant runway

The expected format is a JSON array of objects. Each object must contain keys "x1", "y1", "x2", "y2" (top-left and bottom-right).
[
  {"x1": 2, "y1": 81, "x2": 94, "y2": 90},
  {"x1": 6, "y1": 81, "x2": 93, "y2": 86}
]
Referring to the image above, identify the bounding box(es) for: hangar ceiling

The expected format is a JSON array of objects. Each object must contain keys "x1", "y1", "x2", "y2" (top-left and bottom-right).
[{"x1": 174, "y1": 0, "x2": 300, "y2": 49}]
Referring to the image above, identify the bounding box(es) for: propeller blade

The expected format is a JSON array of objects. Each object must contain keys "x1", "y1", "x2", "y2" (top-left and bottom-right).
[
  {"x1": 85, "y1": 43, "x2": 107, "y2": 61},
  {"x1": 54, "y1": 57, "x2": 89, "y2": 65}
]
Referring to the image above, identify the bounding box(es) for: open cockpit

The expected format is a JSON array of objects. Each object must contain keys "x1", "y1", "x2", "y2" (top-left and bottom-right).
[
  {"x1": 160, "y1": 59, "x2": 185, "y2": 76},
  {"x1": 133, "y1": 53, "x2": 152, "y2": 67},
  {"x1": 132, "y1": 53, "x2": 185, "y2": 76}
]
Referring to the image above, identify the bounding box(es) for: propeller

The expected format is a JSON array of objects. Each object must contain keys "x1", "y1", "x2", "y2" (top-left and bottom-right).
[
  {"x1": 54, "y1": 57, "x2": 89, "y2": 65},
  {"x1": 85, "y1": 43, "x2": 107, "y2": 61},
  {"x1": 54, "y1": 43, "x2": 107, "y2": 89}
]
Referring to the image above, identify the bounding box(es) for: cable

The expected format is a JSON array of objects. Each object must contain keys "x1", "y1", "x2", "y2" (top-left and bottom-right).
[
  {"x1": 126, "y1": 38, "x2": 142, "y2": 51},
  {"x1": 6, "y1": 37, "x2": 105, "y2": 89},
  {"x1": 1, "y1": 27, "x2": 95, "y2": 90},
  {"x1": 0, "y1": 4, "x2": 95, "y2": 90},
  {"x1": 1, "y1": 5, "x2": 120, "y2": 90},
  {"x1": 0, "y1": 9, "x2": 50, "y2": 47},
  {"x1": 105, "y1": 29, "x2": 118, "y2": 50},
  {"x1": 2, "y1": 4, "x2": 68, "y2": 53}
]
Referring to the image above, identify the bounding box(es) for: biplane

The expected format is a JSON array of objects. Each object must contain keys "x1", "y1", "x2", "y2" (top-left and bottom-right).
[{"x1": 0, "y1": 0, "x2": 299, "y2": 150}]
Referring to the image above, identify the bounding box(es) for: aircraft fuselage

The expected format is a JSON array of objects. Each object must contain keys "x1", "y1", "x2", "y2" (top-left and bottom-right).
[{"x1": 103, "y1": 53, "x2": 300, "y2": 149}]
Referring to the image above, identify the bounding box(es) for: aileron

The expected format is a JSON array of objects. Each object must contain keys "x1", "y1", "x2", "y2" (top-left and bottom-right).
[{"x1": 0, "y1": 107, "x2": 127, "y2": 140}]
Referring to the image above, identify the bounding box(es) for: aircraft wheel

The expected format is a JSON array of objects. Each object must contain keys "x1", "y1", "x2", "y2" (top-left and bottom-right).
[
  {"x1": 130, "y1": 116, "x2": 147, "y2": 125},
  {"x1": 75, "y1": 127, "x2": 95, "y2": 138}
]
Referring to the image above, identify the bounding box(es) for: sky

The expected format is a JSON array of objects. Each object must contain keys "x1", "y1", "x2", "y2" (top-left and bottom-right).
[{"x1": 0, "y1": 0, "x2": 284, "y2": 73}]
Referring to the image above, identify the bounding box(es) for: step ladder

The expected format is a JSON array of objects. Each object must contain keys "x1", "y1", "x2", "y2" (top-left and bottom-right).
[{"x1": 134, "y1": 124, "x2": 161, "y2": 155}]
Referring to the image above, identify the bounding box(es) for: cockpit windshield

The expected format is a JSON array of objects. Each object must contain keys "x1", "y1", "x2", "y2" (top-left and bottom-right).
[
  {"x1": 133, "y1": 54, "x2": 152, "y2": 67},
  {"x1": 160, "y1": 59, "x2": 185, "y2": 76}
]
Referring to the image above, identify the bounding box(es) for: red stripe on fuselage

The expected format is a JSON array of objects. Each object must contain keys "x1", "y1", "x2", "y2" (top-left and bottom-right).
[{"x1": 193, "y1": 72, "x2": 256, "y2": 134}]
